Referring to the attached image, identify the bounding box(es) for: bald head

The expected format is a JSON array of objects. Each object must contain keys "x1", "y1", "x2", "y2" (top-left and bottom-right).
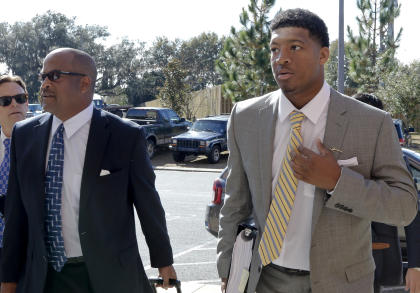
[
  {"x1": 41, "y1": 48, "x2": 98, "y2": 121},
  {"x1": 46, "y1": 48, "x2": 97, "y2": 93}
]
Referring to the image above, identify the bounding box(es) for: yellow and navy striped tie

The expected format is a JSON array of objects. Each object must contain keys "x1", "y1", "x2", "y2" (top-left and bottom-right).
[{"x1": 258, "y1": 110, "x2": 305, "y2": 266}]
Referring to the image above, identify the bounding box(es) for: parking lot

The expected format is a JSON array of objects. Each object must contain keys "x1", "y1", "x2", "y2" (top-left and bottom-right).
[{"x1": 134, "y1": 170, "x2": 221, "y2": 291}]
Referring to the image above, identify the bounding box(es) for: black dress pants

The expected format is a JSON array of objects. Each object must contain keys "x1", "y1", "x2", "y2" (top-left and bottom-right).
[{"x1": 44, "y1": 261, "x2": 94, "y2": 293}]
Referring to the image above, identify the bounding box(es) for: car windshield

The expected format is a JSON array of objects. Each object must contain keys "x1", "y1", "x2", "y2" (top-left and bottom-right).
[
  {"x1": 28, "y1": 104, "x2": 42, "y2": 112},
  {"x1": 192, "y1": 120, "x2": 226, "y2": 133},
  {"x1": 126, "y1": 109, "x2": 157, "y2": 120}
]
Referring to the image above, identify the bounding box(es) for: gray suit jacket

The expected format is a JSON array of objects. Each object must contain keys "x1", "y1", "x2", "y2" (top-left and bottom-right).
[{"x1": 217, "y1": 89, "x2": 418, "y2": 293}]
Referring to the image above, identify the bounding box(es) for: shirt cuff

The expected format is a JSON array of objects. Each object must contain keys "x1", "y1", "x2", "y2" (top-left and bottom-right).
[{"x1": 327, "y1": 167, "x2": 343, "y2": 195}]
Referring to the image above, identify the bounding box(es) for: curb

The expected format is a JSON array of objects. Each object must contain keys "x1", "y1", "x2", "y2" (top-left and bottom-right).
[{"x1": 153, "y1": 166, "x2": 223, "y2": 173}]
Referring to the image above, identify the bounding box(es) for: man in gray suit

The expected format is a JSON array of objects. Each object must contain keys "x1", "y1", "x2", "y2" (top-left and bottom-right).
[{"x1": 217, "y1": 9, "x2": 418, "y2": 293}]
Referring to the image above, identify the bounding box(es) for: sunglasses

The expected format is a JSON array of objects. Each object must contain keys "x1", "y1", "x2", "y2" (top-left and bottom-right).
[
  {"x1": 39, "y1": 70, "x2": 86, "y2": 82},
  {"x1": 0, "y1": 93, "x2": 28, "y2": 107}
]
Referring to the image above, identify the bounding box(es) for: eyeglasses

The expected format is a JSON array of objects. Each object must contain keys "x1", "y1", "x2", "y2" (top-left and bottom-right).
[
  {"x1": 39, "y1": 70, "x2": 86, "y2": 82},
  {"x1": 0, "y1": 93, "x2": 28, "y2": 107}
]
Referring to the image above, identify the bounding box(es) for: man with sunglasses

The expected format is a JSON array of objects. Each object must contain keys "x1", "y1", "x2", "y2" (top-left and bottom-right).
[
  {"x1": 0, "y1": 48, "x2": 176, "y2": 293},
  {"x1": 0, "y1": 75, "x2": 28, "y2": 278},
  {"x1": 0, "y1": 75, "x2": 28, "y2": 242}
]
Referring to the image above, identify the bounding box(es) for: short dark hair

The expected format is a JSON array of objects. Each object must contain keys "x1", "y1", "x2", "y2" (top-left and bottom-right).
[
  {"x1": 270, "y1": 8, "x2": 329, "y2": 48},
  {"x1": 353, "y1": 93, "x2": 384, "y2": 110},
  {"x1": 0, "y1": 75, "x2": 28, "y2": 94}
]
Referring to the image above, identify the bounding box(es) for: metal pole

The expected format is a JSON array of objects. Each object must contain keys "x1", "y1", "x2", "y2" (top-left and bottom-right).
[{"x1": 338, "y1": 0, "x2": 345, "y2": 93}]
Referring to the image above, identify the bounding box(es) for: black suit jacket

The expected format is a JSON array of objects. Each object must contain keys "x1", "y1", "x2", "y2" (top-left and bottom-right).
[{"x1": 1, "y1": 109, "x2": 173, "y2": 293}]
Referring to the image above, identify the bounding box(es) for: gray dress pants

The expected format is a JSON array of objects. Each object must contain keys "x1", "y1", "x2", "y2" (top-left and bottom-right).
[{"x1": 255, "y1": 264, "x2": 311, "y2": 293}]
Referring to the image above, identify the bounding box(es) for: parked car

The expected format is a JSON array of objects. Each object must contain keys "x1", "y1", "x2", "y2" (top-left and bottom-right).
[
  {"x1": 169, "y1": 115, "x2": 229, "y2": 164},
  {"x1": 393, "y1": 119, "x2": 412, "y2": 147},
  {"x1": 205, "y1": 148, "x2": 420, "y2": 280},
  {"x1": 124, "y1": 107, "x2": 190, "y2": 158},
  {"x1": 26, "y1": 103, "x2": 43, "y2": 118},
  {"x1": 398, "y1": 148, "x2": 420, "y2": 272},
  {"x1": 205, "y1": 167, "x2": 228, "y2": 237}
]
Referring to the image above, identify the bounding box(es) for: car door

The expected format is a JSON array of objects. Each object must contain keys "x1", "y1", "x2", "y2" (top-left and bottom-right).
[{"x1": 166, "y1": 109, "x2": 186, "y2": 136}]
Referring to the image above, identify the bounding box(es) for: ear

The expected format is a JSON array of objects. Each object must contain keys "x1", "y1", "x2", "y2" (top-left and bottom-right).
[
  {"x1": 80, "y1": 76, "x2": 91, "y2": 94},
  {"x1": 319, "y1": 47, "x2": 330, "y2": 65}
]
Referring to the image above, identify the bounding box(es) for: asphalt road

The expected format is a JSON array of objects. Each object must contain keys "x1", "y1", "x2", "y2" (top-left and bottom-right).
[{"x1": 134, "y1": 169, "x2": 220, "y2": 285}]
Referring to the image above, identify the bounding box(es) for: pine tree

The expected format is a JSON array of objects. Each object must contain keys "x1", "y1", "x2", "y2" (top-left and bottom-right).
[
  {"x1": 346, "y1": 0, "x2": 402, "y2": 92},
  {"x1": 216, "y1": 0, "x2": 277, "y2": 102}
]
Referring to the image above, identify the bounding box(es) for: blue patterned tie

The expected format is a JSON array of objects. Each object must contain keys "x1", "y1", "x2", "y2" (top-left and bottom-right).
[
  {"x1": 0, "y1": 138, "x2": 11, "y2": 247},
  {"x1": 44, "y1": 124, "x2": 67, "y2": 271}
]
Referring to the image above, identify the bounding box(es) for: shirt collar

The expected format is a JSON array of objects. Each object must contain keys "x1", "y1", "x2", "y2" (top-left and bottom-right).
[
  {"x1": 51, "y1": 103, "x2": 94, "y2": 139},
  {"x1": 278, "y1": 81, "x2": 330, "y2": 124},
  {"x1": 1, "y1": 130, "x2": 8, "y2": 142}
]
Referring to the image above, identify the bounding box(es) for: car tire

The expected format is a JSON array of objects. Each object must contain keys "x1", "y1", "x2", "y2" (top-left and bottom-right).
[
  {"x1": 208, "y1": 145, "x2": 221, "y2": 164},
  {"x1": 172, "y1": 151, "x2": 185, "y2": 162},
  {"x1": 146, "y1": 139, "x2": 156, "y2": 159}
]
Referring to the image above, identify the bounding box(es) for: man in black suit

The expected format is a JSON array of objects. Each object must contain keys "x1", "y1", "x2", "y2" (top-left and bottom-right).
[
  {"x1": 354, "y1": 93, "x2": 420, "y2": 293},
  {"x1": 0, "y1": 48, "x2": 176, "y2": 293}
]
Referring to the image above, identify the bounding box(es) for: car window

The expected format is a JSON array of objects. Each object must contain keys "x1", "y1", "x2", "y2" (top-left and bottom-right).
[
  {"x1": 192, "y1": 120, "x2": 227, "y2": 133},
  {"x1": 166, "y1": 110, "x2": 180, "y2": 122},
  {"x1": 126, "y1": 109, "x2": 157, "y2": 120}
]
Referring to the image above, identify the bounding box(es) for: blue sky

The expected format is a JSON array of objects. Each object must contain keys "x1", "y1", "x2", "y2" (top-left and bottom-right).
[{"x1": 1, "y1": 0, "x2": 418, "y2": 64}]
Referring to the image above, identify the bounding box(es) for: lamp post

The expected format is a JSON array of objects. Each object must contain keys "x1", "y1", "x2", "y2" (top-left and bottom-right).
[{"x1": 338, "y1": 0, "x2": 345, "y2": 93}]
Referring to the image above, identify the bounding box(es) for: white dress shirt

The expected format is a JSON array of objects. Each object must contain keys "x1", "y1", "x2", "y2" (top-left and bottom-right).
[
  {"x1": 271, "y1": 82, "x2": 330, "y2": 270},
  {"x1": 0, "y1": 130, "x2": 8, "y2": 163},
  {"x1": 46, "y1": 103, "x2": 93, "y2": 258}
]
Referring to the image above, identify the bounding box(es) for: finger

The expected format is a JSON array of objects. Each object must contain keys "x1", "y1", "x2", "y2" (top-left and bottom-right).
[
  {"x1": 290, "y1": 160, "x2": 306, "y2": 180},
  {"x1": 290, "y1": 149, "x2": 298, "y2": 161},
  {"x1": 163, "y1": 277, "x2": 169, "y2": 289},
  {"x1": 316, "y1": 139, "x2": 329, "y2": 156},
  {"x1": 299, "y1": 146, "x2": 316, "y2": 158},
  {"x1": 292, "y1": 152, "x2": 309, "y2": 166}
]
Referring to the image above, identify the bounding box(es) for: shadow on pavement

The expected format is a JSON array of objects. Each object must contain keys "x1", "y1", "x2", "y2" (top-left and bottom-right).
[{"x1": 151, "y1": 148, "x2": 228, "y2": 171}]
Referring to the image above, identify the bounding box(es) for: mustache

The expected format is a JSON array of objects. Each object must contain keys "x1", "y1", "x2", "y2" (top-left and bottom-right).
[{"x1": 40, "y1": 88, "x2": 54, "y2": 97}]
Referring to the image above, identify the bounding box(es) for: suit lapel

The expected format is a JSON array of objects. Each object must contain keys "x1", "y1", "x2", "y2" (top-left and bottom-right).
[
  {"x1": 32, "y1": 114, "x2": 53, "y2": 223},
  {"x1": 258, "y1": 94, "x2": 279, "y2": 224},
  {"x1": 79, "y1": 109, "x2": 110, "y2": 214},
  {"x1": 311, "y1": 89, "x2": 349, "y2": 236}
]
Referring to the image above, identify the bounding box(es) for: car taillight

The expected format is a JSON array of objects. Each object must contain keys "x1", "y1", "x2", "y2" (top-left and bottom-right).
[
  {"x1": 212, "y1": 178, "x2": 223, "y2": 204},
  {"x1": 400, "y1": 138, "x2": 404, "y2": 145}
]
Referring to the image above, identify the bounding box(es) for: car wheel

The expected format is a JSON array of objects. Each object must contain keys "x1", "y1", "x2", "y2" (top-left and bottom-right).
[
  {"x1": 146, "y1": 139, "x2": 156, "y2": 158},
  {"x1": 172, "y1": 151, "x2": 185, "y2": 162},
  {"x1": 208, "y1": 145, "x2": 221, "y2": 164}
]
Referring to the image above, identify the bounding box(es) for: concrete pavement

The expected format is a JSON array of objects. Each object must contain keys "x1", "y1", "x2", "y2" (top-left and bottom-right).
[{"x1": 154, "y1": 281, "x2": 220, "y2": 293}]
